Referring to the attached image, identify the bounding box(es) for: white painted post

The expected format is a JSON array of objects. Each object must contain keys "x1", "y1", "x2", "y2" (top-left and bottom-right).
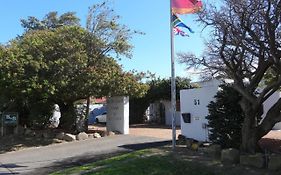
[{"x1": 106, "y1": 96, "x2": 129, "y2": 134}]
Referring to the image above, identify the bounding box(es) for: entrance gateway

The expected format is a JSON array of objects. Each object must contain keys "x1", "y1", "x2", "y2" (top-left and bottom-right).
[{"x1": 106, "y1": 96, "x2": 129, "y2": 134}]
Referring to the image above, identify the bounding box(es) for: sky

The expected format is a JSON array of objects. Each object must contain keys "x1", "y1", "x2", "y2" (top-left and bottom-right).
[{"x1": 0, "y1": 0, "x2": 210, "y2": 81}]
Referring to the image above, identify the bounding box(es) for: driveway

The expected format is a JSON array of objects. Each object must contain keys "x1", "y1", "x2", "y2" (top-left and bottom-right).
[
  {"x1": 89, "y1": 124, "x2": 181, "y2": 139},
  {"x1": 0, "y1": 135, "x2": 170, "y2": 175},
  {"x1": 129, "y1": 124, "x2": 181, "y2": 139}
]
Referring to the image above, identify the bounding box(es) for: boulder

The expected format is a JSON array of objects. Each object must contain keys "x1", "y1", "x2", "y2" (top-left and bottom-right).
[
  {"x1": 113, "y1": 131, "x2": 121, "y2": 135},
  {"x1": 268, "y1": 154, "x2": 281, "y2": 170},
  {"x1": 76, "y1": 132, "x2": 88, "y2": 141},
  {"x1": 205, "y1": 144, "x2": 221, "y2": 159},
  {"x1": 56, "y1": 132, "x2": 65, "y2": 140},
  {"x1": 221, "y1": 148, "x2": 240, "y2": 164},
  {"x1": 240, "y1": 153, "x2": 264, "y2": 168},
  {"x1": 93, "y1": 132, "x2": 101, "y2": 138},
  {"x1": 63, "y1": 133, "x2": 76, "y2": 142},
  {"x1": 177, "y1": 134, "x2": 186, "y2": 145},
  {"x1": 185, "y1": 139, "x2": 193, "y2": 149},
  {"x1": 191, "y1": 142, "x2": 199, "y2": 151},
  {"x1": 106, "y1": 131, "x2": 115, "y2": 136}
]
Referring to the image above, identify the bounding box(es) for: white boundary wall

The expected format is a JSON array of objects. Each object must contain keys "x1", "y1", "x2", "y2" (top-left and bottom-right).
[
  {"x1": 180, "y1": 79, "x2": 281, "y2": 142},
  {"x1": 180, "y1": 84, "x2": 218, "y2": 141},
  {"x1": 106, "y1": 96, "x2": 129, "y2": 134}
]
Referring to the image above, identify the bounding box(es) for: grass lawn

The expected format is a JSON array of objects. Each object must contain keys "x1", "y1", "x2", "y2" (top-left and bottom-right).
[
  {"x1": 50, "y1": 148, "x2": 217, "y2": 175},
  {"x1": 50, "y1": 147, "x2": 279, "y2": 175}
]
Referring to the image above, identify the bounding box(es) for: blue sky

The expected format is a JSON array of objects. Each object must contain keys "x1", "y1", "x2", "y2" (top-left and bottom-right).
[{"x1": 0, "y1": 0, "x2": 208, "y2": 81}]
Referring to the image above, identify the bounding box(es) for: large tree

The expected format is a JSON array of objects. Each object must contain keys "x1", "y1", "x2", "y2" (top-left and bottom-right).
[
  {"x1": 1, "y1": 2, "x2": 147, "y2": 131},
  {"x1": 178, "y1": 0, "x2": 281, "y2": 153}
]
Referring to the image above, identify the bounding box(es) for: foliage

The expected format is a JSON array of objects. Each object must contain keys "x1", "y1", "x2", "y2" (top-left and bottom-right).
[
  {"x1": 0, "y1": 1, "x2": 148, "y2": 130},
  {"x1": 130, "y1": 77, "x2": 192, "y2": 124},
  {"x1": 206, "y1": 85, "x2": 244, "y2": 149},
  {"x1": 146, "y1": 77, "x2": 192, "y2": 101},
  {"x1": 178, "y1": 0, "x2": 281, "y2": 153},
  {"x1": 20, "y1": 11, "x2": 80, "y2": 31}
]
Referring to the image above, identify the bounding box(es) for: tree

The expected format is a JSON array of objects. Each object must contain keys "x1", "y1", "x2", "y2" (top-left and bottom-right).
[
  {"x1": 206, "y1": 85, "x2": 244, "y2": 149},
  {"x1": 7, "y1": 26, "x2": 147, "y2": 131},
  {"x1": 1, "y1": 2, "x2": 148, "y2": 131},
  {"x1": 20, "y1": 11, "x2": 80, "y2": 31},
  {"x1": 178, "y1": 0, "x2": 281, "y2": 153},
  {"x1": 130, "y1": 77, "x2": 192, "y2": 124}
]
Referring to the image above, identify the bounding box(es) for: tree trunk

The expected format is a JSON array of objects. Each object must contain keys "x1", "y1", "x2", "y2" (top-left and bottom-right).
[
  {"x1": 76, "y1": 97, "x2": 90, "y2": 133},
  {"x1": 241, "y1": 117, "x2": 259, "y2": 153},
  {"x1": 240, "y1": 98, "x2": 261, "y2": 153},
  {"x1": 58, "y1": 102, "x2": 77, "y2": 131}
]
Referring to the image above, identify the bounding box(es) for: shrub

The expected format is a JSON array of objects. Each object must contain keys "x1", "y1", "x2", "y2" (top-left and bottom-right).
[{"x1": 206, "y1": 85, "x2": 244, "y2": 149}]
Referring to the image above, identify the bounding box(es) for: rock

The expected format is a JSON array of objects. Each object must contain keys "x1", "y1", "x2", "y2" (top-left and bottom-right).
[
  {"x1": 268, "y1": 154, "x2": 281, "y2": 170},
  {"x1": 100, "y1": 131, "x2": 107, "y2": 137},
  {"x1": 191, "y1": 143, "x2": 199, "y2": 151},
  {"x1": 106, "y1": 131, "x2": 115, "y2": 136},
  {"x1": 240, "y1": 153, "x2": 264, "y2": 168},
  {"x1": 76, "y1": 132, "x2": 88, "y2": 141},
  {"x1": 93, "y1": 132, "x2": 101, "y2": 138},
  {"x1": 205, "y1": 144, "x2": 221, "y2": 159},
  {"x1": 221, "y1": 148, "x2": 240, "y2": 164},
  {"x1": 88, "y1": 134, "x2": 94, "y2": 139},
  {"x1": 63, "y1": 133, "x2": 76, "y2": 142},
  {"x1": 185, "y1": 139, "x2": 193, "y2": 149},
  {"x1": 113, "y1": 131, "x2": 121, "y2": 135},
  {"x1": 177, "y1": 134, "x2": 186, "y2": 145},
  {"x1": 56, "y1": 132, "x2": 65, "y2": 140}
]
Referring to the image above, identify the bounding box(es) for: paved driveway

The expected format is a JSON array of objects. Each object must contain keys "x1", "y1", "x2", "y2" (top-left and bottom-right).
[
  {"x1": 0, "y1": 135, "x2": 170, "y2": 175},
  {"x1": 129, "y1": 124, "x2": 181, "y2": 139},
  {"x1": 90, "y1": 124, "x2": 181, "y2": 139}
]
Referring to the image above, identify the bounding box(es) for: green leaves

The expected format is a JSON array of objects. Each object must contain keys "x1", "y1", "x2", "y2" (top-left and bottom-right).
[
  {"x1": 1, "y1": 2, "x2": 147, "y2": 129},
  {"x1": 206, "y1": 85, "x2": 244, "y2": 149}
]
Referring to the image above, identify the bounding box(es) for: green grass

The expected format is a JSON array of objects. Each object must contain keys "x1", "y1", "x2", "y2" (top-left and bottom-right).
[{"x1": 50, "y1": 149, "x2": 216, "y2": 175}]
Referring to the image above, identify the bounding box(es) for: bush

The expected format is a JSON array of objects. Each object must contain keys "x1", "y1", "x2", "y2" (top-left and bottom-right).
[
  {"x1": 28, "y1": 101, "x2": 54, "y2": 129},
  {"x1": 206, "y1": 85, "x2": 244, "y2": 149}
]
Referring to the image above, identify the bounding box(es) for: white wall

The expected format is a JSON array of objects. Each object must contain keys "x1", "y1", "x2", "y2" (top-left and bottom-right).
[
  {"x1": 146, "y1": 101, "x2": 181, "y2": 126},
  {"x1": 106, "y1": 96, "x2": 129, "y2": 134},
  {"x1": 180, "y1": 83, "x2": 219, "y2": 141},
  {"x1": 262, "y1": 92, "x2": 281, "y2": 130},
  {"x1": 181, "y1": 79, "x2": 281, "y2": 142},
  {"x1": 162, "y1": 101, "x2": 181, "y2": 126}
]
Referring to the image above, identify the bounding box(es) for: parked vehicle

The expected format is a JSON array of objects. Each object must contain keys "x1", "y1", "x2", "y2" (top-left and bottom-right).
[
  {"x1": 95, "y1": 112, "x2": 107, "y2": 123},
  {"x1": 88, "y1": 105, "x2": 106, "y2": 124}
]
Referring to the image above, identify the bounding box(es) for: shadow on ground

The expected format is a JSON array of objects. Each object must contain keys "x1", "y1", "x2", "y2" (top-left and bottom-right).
[
  {"x1": 119, "y1": 140, "x2": 171, "y2": 150},
  {"x1": 29, "y1": 140, "x2": 171, "y2": 175}
]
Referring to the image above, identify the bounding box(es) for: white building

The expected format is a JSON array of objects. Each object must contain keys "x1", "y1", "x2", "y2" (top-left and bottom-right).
[{"x1": 180, "y1": 79, "x2": 281, "y2": 142}]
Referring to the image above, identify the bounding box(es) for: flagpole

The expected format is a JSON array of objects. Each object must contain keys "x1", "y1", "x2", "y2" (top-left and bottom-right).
[{"x1": 170, "y1": 0, "x2": 176, "y2": 150}]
